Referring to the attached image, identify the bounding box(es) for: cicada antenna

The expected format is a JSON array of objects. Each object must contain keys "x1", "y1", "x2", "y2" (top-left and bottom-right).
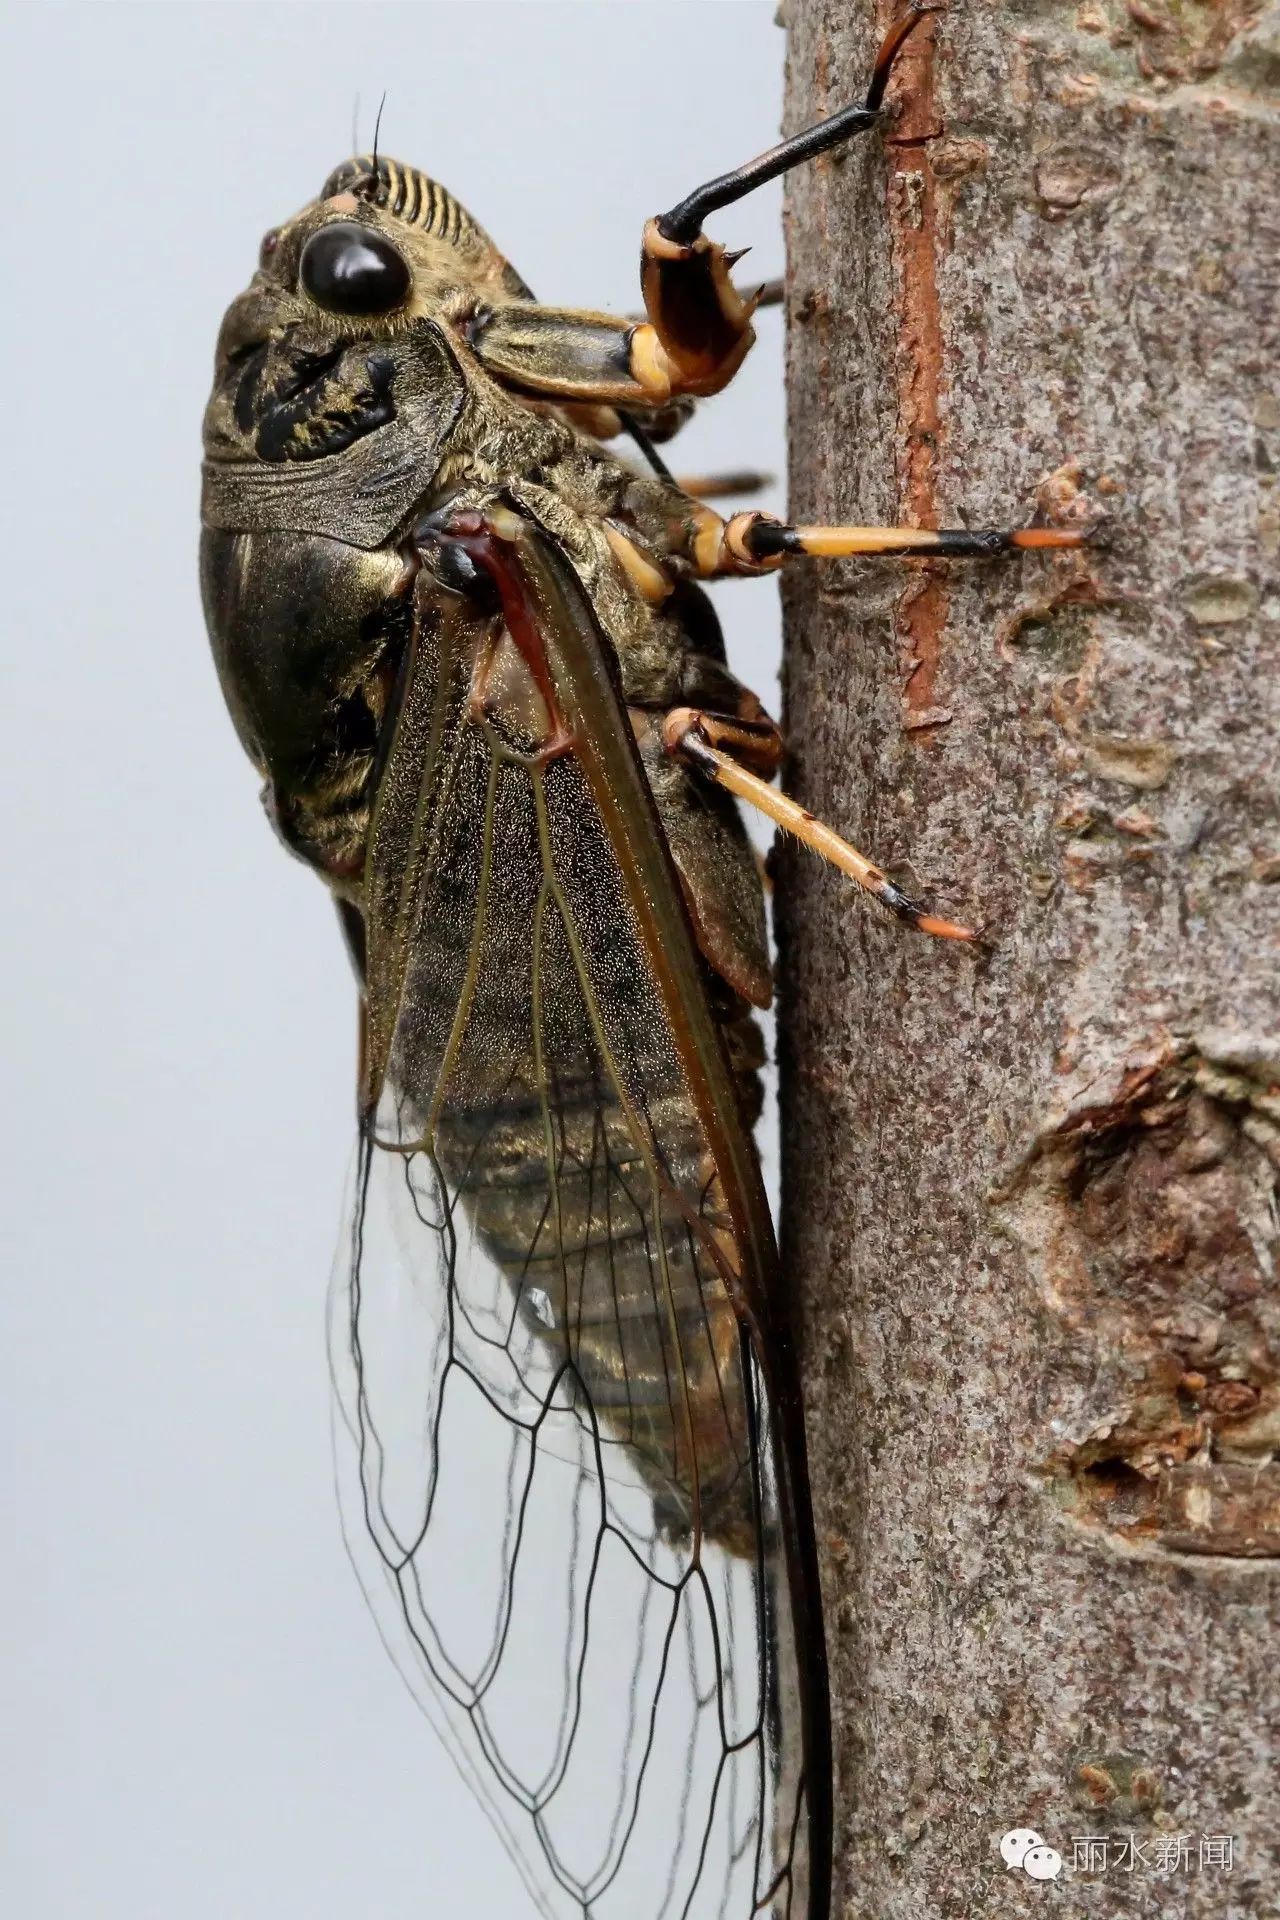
[
  {"x1": 371, "y1": 91, "x2": 387, "y2": 176},
  {"x1": 350, "y1": 89, "x2": 387, "y2": 206}
]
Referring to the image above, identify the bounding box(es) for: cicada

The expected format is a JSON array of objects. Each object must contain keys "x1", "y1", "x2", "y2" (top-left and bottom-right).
[{"x1": 200, "y1": 9, "x2": 1083, "y2": 1915}]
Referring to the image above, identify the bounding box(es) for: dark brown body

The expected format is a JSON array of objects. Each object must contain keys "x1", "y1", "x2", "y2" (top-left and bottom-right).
[{"x1": 202, "y1": 152, "x2": 825, "y2": 1920}]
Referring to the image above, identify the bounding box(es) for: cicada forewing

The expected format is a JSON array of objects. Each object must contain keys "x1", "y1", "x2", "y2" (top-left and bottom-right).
[{"x1": 330, "y1": 510, "x2": 829, "y2": 1919}]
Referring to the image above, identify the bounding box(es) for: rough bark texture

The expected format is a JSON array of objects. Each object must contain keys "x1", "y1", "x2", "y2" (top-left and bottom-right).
[{"x1": 777, "y1": 3, "x2": 1278, "y2": 1914}]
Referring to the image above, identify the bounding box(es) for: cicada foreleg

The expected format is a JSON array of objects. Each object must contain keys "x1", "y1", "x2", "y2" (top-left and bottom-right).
[
  {"x1": 638, "y1": 4, "x2": 933, "y2": 398},
  {"x1": 663, "y1": 705, "x2": 977, "y2": 943},
  {"x1": 467, "y1": 8, "x2": 930, "y2": 412}
]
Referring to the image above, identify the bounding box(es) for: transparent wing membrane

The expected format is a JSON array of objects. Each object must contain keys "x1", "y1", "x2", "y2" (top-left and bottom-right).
[{"x1": 330, "y1": 529, "x2": 820, "y2": 1917}]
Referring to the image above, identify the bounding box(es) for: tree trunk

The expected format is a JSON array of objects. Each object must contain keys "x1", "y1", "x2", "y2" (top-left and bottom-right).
[{"x1": 776, "y1": 3, "x2": 1278, "y2": 1914}]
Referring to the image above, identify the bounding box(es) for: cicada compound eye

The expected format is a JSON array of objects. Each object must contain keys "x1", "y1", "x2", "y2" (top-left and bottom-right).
[{"x1": 299, "y1": 221, "x2": 410, "y2": 316}]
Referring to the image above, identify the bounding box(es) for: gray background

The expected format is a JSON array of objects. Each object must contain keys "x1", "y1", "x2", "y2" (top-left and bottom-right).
[{"x1": 4, "y1": 3, "x2": 792, "y2": 1915}]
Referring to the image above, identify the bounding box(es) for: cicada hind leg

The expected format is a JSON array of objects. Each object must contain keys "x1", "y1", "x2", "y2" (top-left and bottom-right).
[{"x1": 662, "y1": 706, "x2": 978, "y2": 944}]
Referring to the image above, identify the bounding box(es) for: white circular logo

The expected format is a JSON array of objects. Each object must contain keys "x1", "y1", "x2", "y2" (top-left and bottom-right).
[
  {"x1": 1024, "y1": 1845, "x2": 1064, "y2": 1881},
  {"x1": 1000, "y1": 1829, "x2": 1044, "y2": 1871}
]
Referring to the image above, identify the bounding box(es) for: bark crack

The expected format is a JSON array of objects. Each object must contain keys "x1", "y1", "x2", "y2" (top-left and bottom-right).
[{"x1": 881, "y1": 5, "x2": 949, "y2": 734}]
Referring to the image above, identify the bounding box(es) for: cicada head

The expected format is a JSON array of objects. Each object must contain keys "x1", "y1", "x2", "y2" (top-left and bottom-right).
[
  {"x1": 203, "y1": 153, "x2": 500, "y2": 479},
  {"x1": 218, "y1": 154, "x2": 531, "y2": 363}
]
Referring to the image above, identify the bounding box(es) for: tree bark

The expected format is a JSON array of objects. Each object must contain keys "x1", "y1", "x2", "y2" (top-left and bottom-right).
[{"x1": 777, "y1": 3, "x2": 1278, "y2": 1914}]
